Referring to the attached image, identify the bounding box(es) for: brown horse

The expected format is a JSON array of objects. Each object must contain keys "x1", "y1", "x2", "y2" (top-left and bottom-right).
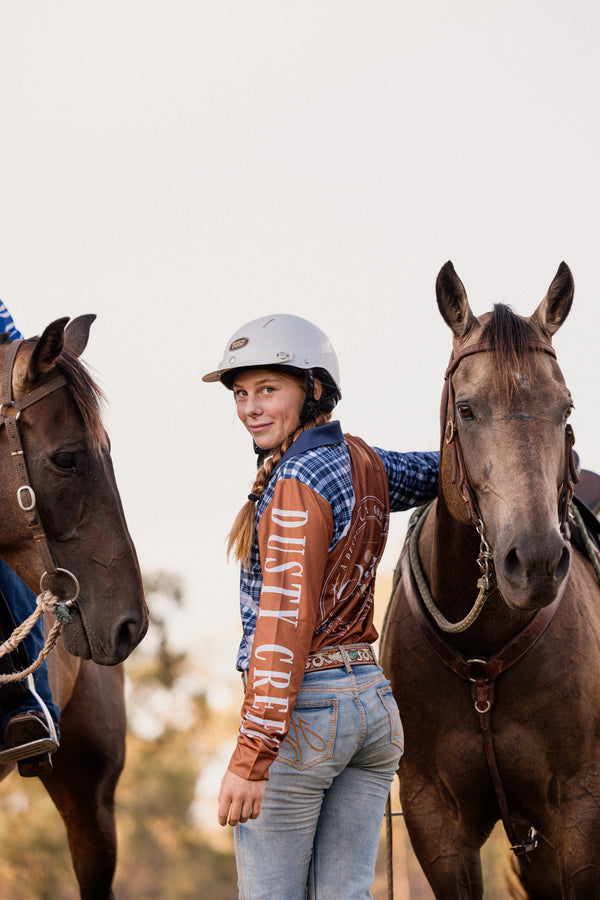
[
  {"x1": 380, "y1": 262, "x2": 600, "y2": 898},
  {"x1": 0, "y1": 317, "x2": 148, "y2": 899}
]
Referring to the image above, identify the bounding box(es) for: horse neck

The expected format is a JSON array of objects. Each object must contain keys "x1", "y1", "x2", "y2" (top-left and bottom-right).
[
  {"x1": 425, "y1": 495, "x2": 479, "y2": 608},
  {"x1": 424, "y1": 493, "x2": 535, "y2": 654}
]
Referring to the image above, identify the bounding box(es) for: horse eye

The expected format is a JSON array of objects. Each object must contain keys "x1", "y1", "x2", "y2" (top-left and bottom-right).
[
  {"x1": 53, "y1": 453, "x2": 76, "y2": 472},
  {"x1": 458, "y1": 405, "x2": 474, "y2": 420}
]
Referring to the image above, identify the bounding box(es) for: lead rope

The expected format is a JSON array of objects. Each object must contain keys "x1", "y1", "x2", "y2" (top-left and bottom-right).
[
  {"x1": 409, "y1": 501, "x2": 493, "y2": 632},
  {"x1": 0, "y1": 591, "x2": 67, "y2": 683}
]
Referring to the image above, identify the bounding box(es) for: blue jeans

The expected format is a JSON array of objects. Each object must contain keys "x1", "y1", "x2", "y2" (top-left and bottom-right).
[
  {"x1": 234, "y1": 662, "x2": 403, "y2": 900},
  {"x1": 0, "y1": 558, "x2": 60, "y2": 740}
]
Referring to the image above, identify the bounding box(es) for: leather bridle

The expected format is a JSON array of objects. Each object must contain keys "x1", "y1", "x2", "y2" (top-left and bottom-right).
[
  {"x1": 0, "y1": 339, "x2": 80, "y2": 616},
  {"x1": 442, "y1": 339, "x2": 577, "y2": 545}
]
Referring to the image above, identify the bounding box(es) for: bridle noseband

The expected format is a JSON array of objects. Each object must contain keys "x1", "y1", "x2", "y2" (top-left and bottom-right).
[{"x1": 0, "y1": 339, "x2": 80, "y2": 616}]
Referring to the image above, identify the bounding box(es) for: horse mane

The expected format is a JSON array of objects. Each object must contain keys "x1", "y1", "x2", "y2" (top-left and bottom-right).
[
  {"x1": 480, "y1": 304, "x2": 539, "y2": 399},
  {"x1": 0, "y1": 332, "x2": 106, "y2": 451},
  {"x1": 56, "y1": 348, "x2": 108, "y2": 453}
]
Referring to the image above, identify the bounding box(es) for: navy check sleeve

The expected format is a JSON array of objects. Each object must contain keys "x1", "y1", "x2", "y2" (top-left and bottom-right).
[
  {"x1": 0, "y1": 301, "x2": 22, "y2": 341},
  {"x1": 373, "y1": 448, "x2": 439, "y2": 512}
]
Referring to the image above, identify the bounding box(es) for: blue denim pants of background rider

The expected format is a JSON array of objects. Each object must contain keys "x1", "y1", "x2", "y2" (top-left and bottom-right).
[
  {"x1": 234, "y1": 661, "x2": 403, "y2": 900},
  {"x1": 0, "y1": 557, "x2": 61, "y2": 740}
]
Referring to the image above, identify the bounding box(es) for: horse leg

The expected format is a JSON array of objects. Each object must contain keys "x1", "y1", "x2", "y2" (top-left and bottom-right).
[
  {"x1": 41, "y1": 662, "x2": 126, "y2": 900},
  {"x1": 513, "y1": 831, "x2": 562, "y2": 900},
  {"x1": 555, "y1": 806, "x2": 600, "y2": 899},
  {"x1": 399, "y1": 770, "x2": 491, "y2": 899}
]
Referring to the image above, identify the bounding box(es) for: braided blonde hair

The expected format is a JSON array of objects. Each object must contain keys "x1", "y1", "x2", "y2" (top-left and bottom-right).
[{"x1": 227, "y1": 411, "x2": 332, "y2": 565}]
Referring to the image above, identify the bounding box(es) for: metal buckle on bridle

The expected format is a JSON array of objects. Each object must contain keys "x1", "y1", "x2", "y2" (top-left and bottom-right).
[
  {"x1": 0, "y1": 401, "x2": 20, "y2": 422},
  {"x1": 17, "y1": 484, "x2": 36, "y2": 512}
]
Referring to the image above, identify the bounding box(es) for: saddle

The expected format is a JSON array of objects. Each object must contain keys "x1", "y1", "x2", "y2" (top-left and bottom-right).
[
  {"x1": 575, "y1": 467, "x2": 600, "y2": 516},
  {"x1": 572, "y1": 467, "x2": 600, "y2": 554}
]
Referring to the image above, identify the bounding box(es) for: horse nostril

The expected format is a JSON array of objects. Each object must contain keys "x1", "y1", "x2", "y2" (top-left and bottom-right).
[
  {"x1": 503, "y1": 547, "x2": 522, "y2": 581},
  {"x1": 555, "y1": 545, "x2": 571, "y2": 583},
  {"x1": 114, "y1": 616, "x2": 147, "y2": 659},
  {"x1": 502, "y1": 540, "x2": 571, "y2": 588}
]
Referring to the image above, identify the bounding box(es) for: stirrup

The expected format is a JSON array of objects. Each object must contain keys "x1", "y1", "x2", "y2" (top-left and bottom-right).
[
  {"x1": 0, "y1": 712, "x2": 58, "y2": 764},
  {"x1": 17, "y1": 751, "x2": 54, "y2": 778},
  {"x1": 0, "y1": 675, "x2": 59, "y2": 776}
]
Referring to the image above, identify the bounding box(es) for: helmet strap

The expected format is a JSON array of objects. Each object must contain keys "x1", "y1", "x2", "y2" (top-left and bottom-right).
[{"x1": 252, "y1": 439, "x2": 271, "y2": 468}]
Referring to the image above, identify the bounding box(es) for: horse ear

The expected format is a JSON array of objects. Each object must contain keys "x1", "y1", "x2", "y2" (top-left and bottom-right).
[
  {"x1": 532, "y1": 262, "x2": 574, "y2": 337},
  {"x1": 436, "y1": 261, "x2": 477, "y2": 338},
  {"x1": 29, "y1": 317, "x2": 70, "y2": 377},
  {"x1": 64, "y1": 314, "x2": 97, "y2": 358}
]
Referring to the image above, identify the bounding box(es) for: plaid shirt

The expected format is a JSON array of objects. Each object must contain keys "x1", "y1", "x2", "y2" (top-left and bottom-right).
[
  {"x1": 236, "y1": 422, "x2": 438, "y2": 670},
  {"x1": 0, "y1": 301, "x2": 22, "y2": 340}
]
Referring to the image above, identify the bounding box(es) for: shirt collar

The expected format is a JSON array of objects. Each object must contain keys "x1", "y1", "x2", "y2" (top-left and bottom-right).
[{"x1": 272, "y1": 421, "x2": 343, "y2": 477}]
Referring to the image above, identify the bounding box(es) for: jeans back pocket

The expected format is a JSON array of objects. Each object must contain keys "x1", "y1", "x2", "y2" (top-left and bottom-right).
[
  {"x1": 377, "y1": 686, "x2": 404, "y2": 751},
  {"x1": 278, "y1": 699, "x2": 338, "y2": 770}
]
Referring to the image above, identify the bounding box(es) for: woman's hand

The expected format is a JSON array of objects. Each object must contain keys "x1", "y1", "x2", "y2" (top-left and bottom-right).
[{"x1": 218, "y1": 769, "x2": 267, "y2": 827}]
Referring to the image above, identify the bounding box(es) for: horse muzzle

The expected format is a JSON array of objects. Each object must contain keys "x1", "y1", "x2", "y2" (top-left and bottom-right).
[
  {"x1": 496, "y1": 534, "x2": 572, "y2": 610},
  {"x1": 61, "y1": 601, "x2": 149, "y2": 665}
]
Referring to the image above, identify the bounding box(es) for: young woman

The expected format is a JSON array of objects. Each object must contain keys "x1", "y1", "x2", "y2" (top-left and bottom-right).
[{"x1": 204, "y1": 314, "x2": 438, "y2": 899}]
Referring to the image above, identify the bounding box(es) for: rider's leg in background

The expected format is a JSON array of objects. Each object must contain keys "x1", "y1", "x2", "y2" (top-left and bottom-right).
[{"x1": 0, "y1": 558, "x2": 60, "y2": 770}]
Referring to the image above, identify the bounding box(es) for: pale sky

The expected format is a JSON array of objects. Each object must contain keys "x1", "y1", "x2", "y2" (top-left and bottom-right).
[{"x1": 1, "y1": 1, "x2": 600, "y2": 689}]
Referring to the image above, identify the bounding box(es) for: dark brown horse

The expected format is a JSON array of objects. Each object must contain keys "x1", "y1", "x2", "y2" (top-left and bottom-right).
[
  {"x1": 381, "y1": 262, "x2": 600, "y2": 898},
  {"x1": 0, "y1": 317, "x2": 148, "y2": 899}
]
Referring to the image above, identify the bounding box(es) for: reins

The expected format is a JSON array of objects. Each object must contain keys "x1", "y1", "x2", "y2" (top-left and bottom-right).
[
  {"x1": 0, "y1": 339, "x2": 80, "y2": 683},
  {"x1": 408, "y1": 499, "x2": 491, "y2": 633}
]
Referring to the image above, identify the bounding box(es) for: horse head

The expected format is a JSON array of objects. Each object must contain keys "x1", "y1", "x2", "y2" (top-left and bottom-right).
[
  {"x1": 436, "y1": 261, "x2": 575, "y2": 611},
  {"x1": 0, "y1": 317, "x2": 148, "y2": 664}
]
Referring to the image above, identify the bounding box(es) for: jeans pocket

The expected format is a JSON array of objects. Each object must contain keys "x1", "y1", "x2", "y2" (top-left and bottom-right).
[
  {"x1": 278, "y1": 699, "x2": 338, "y2": 770},
  {"x1": 377, "y1": 686, "x2": 404, "y2": 751}
]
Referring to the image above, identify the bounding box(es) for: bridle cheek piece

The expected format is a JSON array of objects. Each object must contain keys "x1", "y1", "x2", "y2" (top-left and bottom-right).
[{"x1": 0, "y1": 340, "x2": 80, "y2": 612}]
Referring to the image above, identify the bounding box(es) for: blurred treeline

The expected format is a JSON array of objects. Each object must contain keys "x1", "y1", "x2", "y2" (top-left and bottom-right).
[
  {"x1": 0, "y1": 572, "x2": 239, "y2": 900},
  {"x1": 0, "y1": 572, "x2": 517, "y2": 899}
]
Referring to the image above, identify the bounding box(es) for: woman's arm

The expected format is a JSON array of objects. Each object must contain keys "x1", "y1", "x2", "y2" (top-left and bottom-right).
[
  {"x1": 225, "y1": 479, "x2": 332, "y2": 782},
  {"x1": 374, "y1": 448, "x2": 439, "y2": 511}
]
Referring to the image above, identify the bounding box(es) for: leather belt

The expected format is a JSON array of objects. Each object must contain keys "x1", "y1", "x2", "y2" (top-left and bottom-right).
[
  {"x1": 305, "y1": 643, "x2": 376, "y2": 672},
  {"x1": 241, "y1": 643, "x2": 376, "y2": 689}
]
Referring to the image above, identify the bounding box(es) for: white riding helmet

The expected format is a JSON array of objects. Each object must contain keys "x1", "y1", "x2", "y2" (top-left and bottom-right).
[{"x1": 202, "y1": 314, "x2": 341, "y2": 413}]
